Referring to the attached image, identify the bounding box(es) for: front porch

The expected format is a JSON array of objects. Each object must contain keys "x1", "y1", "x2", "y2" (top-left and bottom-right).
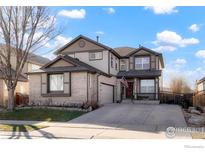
[{"x1": 117, "y1": 77, "x2": 160, "y2": 104}]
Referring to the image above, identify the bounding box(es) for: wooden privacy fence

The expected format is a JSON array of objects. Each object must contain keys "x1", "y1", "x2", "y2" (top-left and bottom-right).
[
  {"x1": 160, "y1": 91, "x2": 193, "y2": 108},
  {"x1": 16, "y1": 92, "x2": 29, "y2": 106},
  {"x1": 193, "y1": 92, "x2": 205, "y2": 107}
]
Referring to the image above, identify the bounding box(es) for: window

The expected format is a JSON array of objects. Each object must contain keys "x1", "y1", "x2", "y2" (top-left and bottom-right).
[
  {"x1": 111, "y1": 55, "x2": 114, "y2": 68},
  {"x1": 89, "y1": 52, "x2": 103, "y2": 60},
  {"x1": 115, "y1": 57, "x2": 118, "y2": 70},
  {"x1": 198, "y1": 82, "x2": 204, "y2": 92},
  {"x1": 140, "y1": 79, "x2": 155, "y2": 93},
  {"x1": 49, "y1": 74, "x2": 64, "y2": 92},
  {"x1": 135, "y1": 57, "x2": 150, "y2": 70},
  {"x1": 120, "y1": 59, "x2": 126, "y2": 71}
]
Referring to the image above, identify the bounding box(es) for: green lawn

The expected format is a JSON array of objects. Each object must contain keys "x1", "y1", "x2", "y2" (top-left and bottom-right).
[
  {"x1": 0, "y1": 108, "x2": 86, "y2": 122},
  {"x1": 0, "y1": 124, "x2": 47, "y2": 132}
]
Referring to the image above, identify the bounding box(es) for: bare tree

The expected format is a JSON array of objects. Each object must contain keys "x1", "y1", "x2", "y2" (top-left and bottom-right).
[
  {"x1": 170, "y1": 77, "x2": 192, "y2": 93},
  {"x1": 0, "y1": 7, "x2": 60, "y2": 111}
]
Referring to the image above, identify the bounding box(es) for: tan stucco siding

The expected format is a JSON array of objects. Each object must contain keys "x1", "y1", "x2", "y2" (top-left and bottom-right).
[
  {"x1": 49, "y1": 59, "x2": 74, "y2": 67},
  {"x1": 29, "y1": 72, "x2": 88, "y2": 106},
  {"x1": 120, "y1": 58, "x2": 129, "y2": 71},
  {"x1": 61, "y1": 38, "x2": 104, "y2": 54},
  {"x1": 129, "y1": 49, "x2": 159, "y2": 70},
  {"x1": 109, "y1": 53, "x2": 119, "y2": 75},
  {"x1": 73, "y1": 50, "x2": 109, "y2": 74}
]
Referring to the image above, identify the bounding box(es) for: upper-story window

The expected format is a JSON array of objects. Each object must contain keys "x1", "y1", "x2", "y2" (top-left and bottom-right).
[
  {"x1": 197, "y1": 82, "x2": 205, "y2": 92},
  {"x1": 120, "y1": 59, "x2": 126, "y2": 71},
  {"x1": 111, "y1": 54, "x2": 114, "y2": 68},
  {"x1": 89, "y1": 51, "x2": 103, "y2": 60},
  {"x1": 115, "y1": 57, "x2": 118, "y2": 70},
  {"x1": 135, "y1": 56, "x2": 150, "y2": 70}
]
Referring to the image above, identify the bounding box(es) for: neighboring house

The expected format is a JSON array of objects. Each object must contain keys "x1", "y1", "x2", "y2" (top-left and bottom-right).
[
  {"x1": 28, "y1": 35, "x2": 164, "y2": 107},
  {"x1": 0, "y1": 46, "x2": 50, "y2": 107},
  {"x1": 195, "y1": 77, "x2": 205, "y2": 93},
  {"x1": 193, "y1": 77, "x2": 205, "y2": 107}
]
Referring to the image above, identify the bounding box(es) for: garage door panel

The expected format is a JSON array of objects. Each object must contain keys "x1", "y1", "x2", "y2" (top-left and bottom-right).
[{"x1": 100, "y1": 83, "x2": 113, "y2": 105}]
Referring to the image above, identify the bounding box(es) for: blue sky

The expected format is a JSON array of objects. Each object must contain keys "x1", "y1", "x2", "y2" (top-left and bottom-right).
[{"x1": 39, "y1": 6, "x2": 205, "y2": 88}]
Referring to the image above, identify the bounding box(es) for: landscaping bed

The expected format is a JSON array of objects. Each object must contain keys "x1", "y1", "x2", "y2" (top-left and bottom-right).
[
  {"x1": 0, "y1": 124, "x2": 47, "y2": 132},
  {"x1": 183, "y1": 107, "x2": 205, "y2": 139},
  {"x1": 0, "y1": 108, "x2": 86, "y2": 122}
]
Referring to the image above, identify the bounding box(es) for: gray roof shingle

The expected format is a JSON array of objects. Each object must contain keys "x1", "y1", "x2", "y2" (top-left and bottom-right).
[
  {"x1": 117, "y1": 70, "x2": 162, "y2": 78},
  {"x1": 27, "y1": 53, "x2": 50, "y2": 65},
  {"x1": 114, "y1": 47, "x2": 136, "y2": 57},
  {"x1": 28, "y1": 55, "x2": 110, "y2": 77}
]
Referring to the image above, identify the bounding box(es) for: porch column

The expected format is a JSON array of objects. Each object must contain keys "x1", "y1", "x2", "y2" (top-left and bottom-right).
[
  {"x1": 155, "y1": 77, "x2": 159, "y2": 100},
  {"x1": 134, "y1": 78, "x2": 137, "y2": 99}
]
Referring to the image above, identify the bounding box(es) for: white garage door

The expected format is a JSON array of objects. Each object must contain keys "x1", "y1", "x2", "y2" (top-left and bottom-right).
[{"x1": 99, "y1": 83, "x2": 113, "y2": 105}]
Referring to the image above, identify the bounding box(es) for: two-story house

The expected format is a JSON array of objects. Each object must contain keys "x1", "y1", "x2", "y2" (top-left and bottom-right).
[
  {"x1": 28, "y1": 35, "x2": 164, "y2": 107},
  {"x1": 193, "y1": 77, "x2": 205, "y2": 106},
  {"x1": 0, "y1": 45, "x2": 50, "y2": 107}
]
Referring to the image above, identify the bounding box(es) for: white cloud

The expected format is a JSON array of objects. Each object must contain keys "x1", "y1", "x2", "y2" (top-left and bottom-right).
[
  {"x1": 45, "y1": 35, "x2": 72, "y2": 49},
  {"x1": 58, "y1": 9, "x2": 86, "y2": 19},
  {"x1": 104, "y1": 8, "x2": 115, "y2": 14},
  {"x1": 153, "y1": 45, "x2": 176, "y2": 52},
  {"x1": 43, "y1": 52, "x2": 56, "y2": 60},
  {"x1": 175, "y1": 58, "x2": 187, "y2": 65},
  {"x1": 55, "y1": 35, "x2": 72, "y2": 46},
  {"x1": 196, "y1": 50, "x2": 205, "y2": 58},
  {"x1": 144, "y1": 6, "x2": 178, "y2": 15},
  {"x1": 96, "y1": 31, "x2": 104, "y2": 35},
  {"x1": 153, "y1": 30, "x2": 199, "y2": 52},
  {"x1": 189, "y1": 24, "x2": 200, "y2": 32}
]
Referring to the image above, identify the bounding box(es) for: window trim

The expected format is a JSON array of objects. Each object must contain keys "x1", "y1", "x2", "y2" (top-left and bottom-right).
[
  {"x1": 111, "y1": 54, "x2": 114, "y2": 68},
  {"x1": 48, "y1": 73, "x2": 64, "y2": 94},
  {"x1": 139, "y1": 79, "x2": 155, "y2": 94},
  {"x1": 197, "y1": 81, "x2": 205, "y2": 92},
  {"x1": 134, "y1": 55, "x2": 151, "y2": 70},
  {"x1": 115, "y1": 57, "x2": 118, "y2": 70},
  {"x1": 89, "y1": 51, "x2": 103, "y2": 61},
  {"x1": 120, "y1": 59, "x2": 127, "y2": 71}
]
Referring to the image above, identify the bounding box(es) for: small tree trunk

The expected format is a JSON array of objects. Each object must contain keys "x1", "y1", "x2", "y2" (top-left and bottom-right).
[{"x1": 7, "y1": 88, "x2": 15, "y2": 111}]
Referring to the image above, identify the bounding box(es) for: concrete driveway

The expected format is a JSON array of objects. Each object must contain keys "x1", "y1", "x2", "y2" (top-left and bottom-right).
[
  {"x1": 0, "y1": 104, "x2": 191, "y2": 139},
  {"x1": 70, "y1": 104, "x2": 187, "y2": 131},
  {"x1": 66, "y1": 103, "x2": 190, "y2": 139}
]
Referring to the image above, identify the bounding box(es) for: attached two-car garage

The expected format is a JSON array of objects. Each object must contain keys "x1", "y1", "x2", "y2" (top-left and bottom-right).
[{"x1": 99, "y1": 83, "x2": 114, "y2": 105}]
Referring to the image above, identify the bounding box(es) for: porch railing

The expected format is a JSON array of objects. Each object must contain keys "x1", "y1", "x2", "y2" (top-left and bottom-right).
[{"x1": 133, "y1": 93, "x2": 158, "y2": 100}]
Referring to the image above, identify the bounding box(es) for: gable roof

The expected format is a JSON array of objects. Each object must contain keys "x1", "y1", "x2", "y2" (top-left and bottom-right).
[
  {"x1": 127, "y1": 46, "x2": 162, "y2": 57},
  {"x1": 125, "y1": 46, "x2": 164, "y2": 68},
  {"x1": 114, "y1": 47, "x2": 136, "y2": 57},
  {"x1": 29, "y1": 55, "x2": 110, "y2": 76},
  {"x1": 27, "y1": 53, "x2": 50, "y2": 65},
  {"x1": 0, "y1": 68, "x2": 28, "y2": 82},
  {"x1": 197, "y1": 77, "x2": 205, "y2": 84},
  {"x1": 54, "y1": 35, "x2": 121, "y2": 58},
  {"x1": 0, "y1": 44, "x2": 50, "y2": 66}
]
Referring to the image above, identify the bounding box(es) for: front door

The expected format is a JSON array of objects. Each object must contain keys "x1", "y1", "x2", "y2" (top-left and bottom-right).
[{"x1": 126, "y1": 82, "x2": 133, "y2": 98}]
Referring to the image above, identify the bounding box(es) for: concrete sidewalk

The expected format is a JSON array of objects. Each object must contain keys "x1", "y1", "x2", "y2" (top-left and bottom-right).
[
  {"x1": 0, "y1": 124, "x2": 191, "y2": 139},
  {"x1": 0, "y1": 104, "x2": 192, "y2": 139}
]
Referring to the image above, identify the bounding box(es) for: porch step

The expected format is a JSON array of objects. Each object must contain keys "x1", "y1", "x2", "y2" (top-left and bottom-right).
[{"x1": 121, "y1": 99, "x2": 160, "y2": 104}]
